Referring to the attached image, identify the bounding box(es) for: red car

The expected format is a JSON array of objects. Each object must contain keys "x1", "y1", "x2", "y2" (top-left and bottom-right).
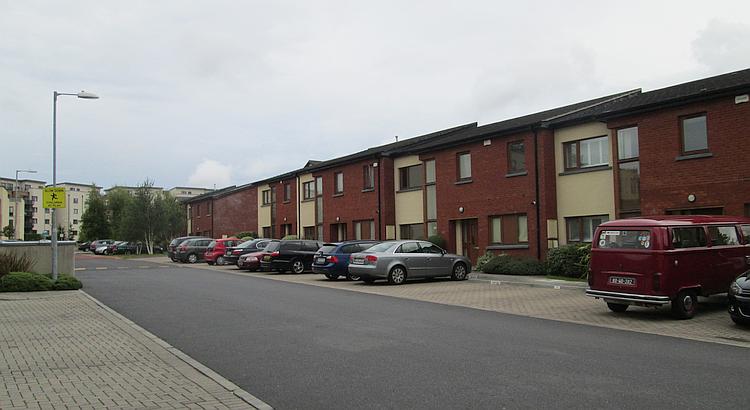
[
  {"x1": 204, "y1": 238, "x2": 241, "y2": 265},
  {"x1": 237, "y1": 240, "x2": 279, "y2": 271},
  {"x1": 586, "y1": 215, "x2": 750, "y2": 319}
]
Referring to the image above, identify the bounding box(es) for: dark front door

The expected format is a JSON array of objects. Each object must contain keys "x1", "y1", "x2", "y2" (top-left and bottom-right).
[{"x1": 461, "y1": 219, "x2": 479, "y2": 264}]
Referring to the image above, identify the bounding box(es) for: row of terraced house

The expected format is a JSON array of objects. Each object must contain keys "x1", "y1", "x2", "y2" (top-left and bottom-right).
[{"x1": 184, "y1": 68, "x2": 750, "y2": 264}]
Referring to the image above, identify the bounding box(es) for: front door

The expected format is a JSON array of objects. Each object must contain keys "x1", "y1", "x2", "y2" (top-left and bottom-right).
[{"x1": 461, "y1": 219, "x2": 479, "y2": 264}]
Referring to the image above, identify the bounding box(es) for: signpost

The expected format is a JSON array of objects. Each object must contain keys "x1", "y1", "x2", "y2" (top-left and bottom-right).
[{"x1": 43, "y1": 187, "x2": 66, "y2": 209}]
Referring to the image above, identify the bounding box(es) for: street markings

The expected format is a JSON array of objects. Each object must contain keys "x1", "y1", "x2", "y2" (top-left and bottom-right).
[{"x1": 77, "y1": 265, "x2": 161, "y2": 271}]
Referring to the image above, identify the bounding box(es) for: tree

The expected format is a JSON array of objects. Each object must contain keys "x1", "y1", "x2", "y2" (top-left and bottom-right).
[
  {"x1": 79, "y1": 187, "x2": 110, "y2": 241},
  {"x1": 106, "y1": 188, "x2": 133, "y2": 239},
  {"x1": 121, "y1": 179, "x2": 185, "y2": 254},
  {"x1": 2, "y1": 224, "x2": 14, "y2": 239}
]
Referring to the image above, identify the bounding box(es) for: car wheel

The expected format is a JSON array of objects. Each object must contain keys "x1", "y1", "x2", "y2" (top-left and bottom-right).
[
  {"x1": 388, "y1": 266, "x2": 407, "y2": 285},
  {"x1": 731, "y1": 315, "x2": 750, "y2": 326},
  {"x1": 346, "y1": 273, "x2": 361, "y2": 281},
  {"x1": 671, "y1": 289, "x2": 697, "y2": 319},
  {"x1": 170, "y1": 257, "x2": 177, "y2": 262},
  {"x1": 451, "y1": 263, "x2": 468, "y2": 281},
  {"x1": 362, "y1": 277, "x2": 376, "y2": 284},
  {"x1": 291, "y1": 259, "x2": 305, "y2": 274},
  {"x1": 216, "y1": 256, "x2": 226, "y2": 266},
  {"x1": 606, "y1": 302, "x2": 629, "y2": 313},
  {"x1": 325, "y1": 273, "x2": 338, "y2": 280},
  {"x1": 187, "y1": 253, "x2": 198, "y2": 264}
]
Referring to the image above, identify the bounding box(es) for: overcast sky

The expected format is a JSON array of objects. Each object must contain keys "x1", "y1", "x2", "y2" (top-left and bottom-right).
[{"x1": 2, "y1": 0, "x2": 749, "y2": 190}]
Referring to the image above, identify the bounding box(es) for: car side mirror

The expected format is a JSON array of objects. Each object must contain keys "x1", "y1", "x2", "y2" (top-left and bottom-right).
[{"x1": 441, "y1": 249, "x2": 447, "y2": 255}]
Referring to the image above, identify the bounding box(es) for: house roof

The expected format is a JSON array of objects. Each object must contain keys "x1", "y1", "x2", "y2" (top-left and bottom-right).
[
  {"x1": 549, "y1": 68, "x2": 750, "y2": 126},
  {"x1": 183, "y1": 185, "x2": 238, "y2": 203}
]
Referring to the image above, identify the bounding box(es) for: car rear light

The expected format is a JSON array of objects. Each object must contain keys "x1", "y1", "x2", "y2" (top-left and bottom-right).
[
  {"x1": 653, "y1": 272, "x2": 662, "y2": 292},
  {"x1": 271, "y1": 251, "x2": 280, "y2": 257},
  {"x1": 366, "y1": 255, "x2": 378, "y2": 264},
  {"x1": 233, "y1": 250, "x2": 241, "y2": 255},
  {"x1": 327, "y1": 256, "x2": 339, "y2": 263}
]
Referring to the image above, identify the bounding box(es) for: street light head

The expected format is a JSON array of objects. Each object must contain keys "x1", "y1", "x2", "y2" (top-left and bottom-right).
[{"x1": 76, "y1": 90, "x2": 99, "y2": 99}]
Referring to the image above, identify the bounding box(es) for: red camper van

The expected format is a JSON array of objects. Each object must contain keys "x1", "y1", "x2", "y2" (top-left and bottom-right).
[{"x1": 586, "y1": 216, "x2": 750, "y2": 319}]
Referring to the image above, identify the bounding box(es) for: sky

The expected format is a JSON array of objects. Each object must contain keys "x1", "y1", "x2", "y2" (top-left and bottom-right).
[{"x1": 2, "y1": 0, "x2": 750, "y2": 191}]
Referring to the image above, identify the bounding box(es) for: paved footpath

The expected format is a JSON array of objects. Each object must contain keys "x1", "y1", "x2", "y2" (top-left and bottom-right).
[{"x1": 0, "y1": 290, "x2": 271, "y2": 410}]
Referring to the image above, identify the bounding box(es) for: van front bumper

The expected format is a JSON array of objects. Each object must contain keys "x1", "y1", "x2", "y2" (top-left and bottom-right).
[{"x1": 586, "y1": 289, "x2": 671, "y2": 305}]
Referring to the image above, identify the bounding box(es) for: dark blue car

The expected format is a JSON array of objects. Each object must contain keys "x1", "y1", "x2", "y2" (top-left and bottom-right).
[{"x1": 312, "y1": 240, "x2": 379, "y2": 280}]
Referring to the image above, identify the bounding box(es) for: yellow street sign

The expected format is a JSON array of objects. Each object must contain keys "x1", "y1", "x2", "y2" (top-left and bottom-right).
[{"x1": 43, "y1": 187, "x2": 66, "y2": 208}]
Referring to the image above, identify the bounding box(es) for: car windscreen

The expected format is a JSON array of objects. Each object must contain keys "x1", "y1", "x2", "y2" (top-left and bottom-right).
[
  {"x1": 598, "y1": 229, "x2": 651, "y2": 249},
  {"x1": 236, "y1": 240, "x2": 259, "y2": 249},
  {"x1": 169, "y1": 239, "x2": 179, "y2": 246},
  {"x1": 208, "y1": 241, "x2": 217, "y2": 248},
  {"x1": 318, "y1": 245, "x2": 338, "y2": 254},
  {"x1": 264, "y1": 241, "x2": 280, "y2": 252},
  {"x1": 365, "y1": 241, "x2": 399, "y2": 253}
]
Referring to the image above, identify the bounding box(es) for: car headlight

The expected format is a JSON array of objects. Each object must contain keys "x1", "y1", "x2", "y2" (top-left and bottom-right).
[{"x1": 729, "y1": 282, "x2": 742, "y2": 296}]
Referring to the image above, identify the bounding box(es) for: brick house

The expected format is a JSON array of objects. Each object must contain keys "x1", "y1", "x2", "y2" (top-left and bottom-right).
[{"x1": 212, "y1": 184, "x2": 258, "y2": 238}]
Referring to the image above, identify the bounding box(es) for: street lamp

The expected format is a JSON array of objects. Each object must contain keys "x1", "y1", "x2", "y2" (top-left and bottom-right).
[
  {"x1": 14, "y1": 169, "x2": 37, "y2": 240},
  {"x1": 52, "y1": 90, "x2": 99, "y2": 280}
]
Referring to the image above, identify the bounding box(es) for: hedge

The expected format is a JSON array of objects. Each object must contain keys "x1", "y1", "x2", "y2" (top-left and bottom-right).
[
  {"x1": 0, "y1": 272, "x2": 83, "y2": 292},
  {"x1": 480, "y1": 254, "x2": 545, "y2": 275},
  {"x1": 545, "y1": 243, "x2": 591, "y2": 279}
]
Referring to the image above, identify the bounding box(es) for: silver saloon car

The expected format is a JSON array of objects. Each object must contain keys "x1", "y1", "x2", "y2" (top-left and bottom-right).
[{"x1": 348, "y1": 240, "x2": 471, "y2": 285}]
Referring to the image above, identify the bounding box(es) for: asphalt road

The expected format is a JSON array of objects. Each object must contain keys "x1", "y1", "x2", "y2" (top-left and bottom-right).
[{"x1": 77, "y1": 257, "x2": 748, "y2": 409}]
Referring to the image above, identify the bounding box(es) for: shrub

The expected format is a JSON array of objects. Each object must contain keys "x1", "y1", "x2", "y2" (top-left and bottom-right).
[
  {"x1": 474, "y1": 251, "x2": 494, "y2": 271},
  {"x1": 428, "y1": 234, "x2": 446, "y2": 249},
  {"x1": 235, "y1": 231, "x2": 257, "y2": 239},
  {"x1": 53, "y1": 274, "x2": 83, "y2": 290},
  {"x1": 0, "y1": 252, "x2": 36, "y2": 278},
  {"x1": 282, "y1": 235, "x2": 299, "y2": 240},
  {"x1": 0, "y1": 272, "x2": 54, "y2": 292},
  {"x1": 545, "y1": 243, "x2": 591, "y2": 278},
  {"x1": 481, "y1": 254, "x2": 545, "y2": 275}
]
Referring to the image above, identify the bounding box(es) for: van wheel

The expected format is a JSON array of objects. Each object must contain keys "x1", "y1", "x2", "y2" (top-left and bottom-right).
[
  {"x1": 291, "y1": 259, "x2": 305, "y2": 274},
  {"x1": 606, "y1": 302, "x2": 629, "y2": 313},
  {"x1": 388, "y1": 266, "x2": 407, "y2": 285},
  {"x1": 671, "y1": 290, "x2": 697, "y2": 319}
]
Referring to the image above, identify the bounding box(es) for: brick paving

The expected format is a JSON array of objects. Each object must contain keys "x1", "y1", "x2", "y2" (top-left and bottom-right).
[{"x1": 0, "y1": 290, "x2": 268, "y2": 410}]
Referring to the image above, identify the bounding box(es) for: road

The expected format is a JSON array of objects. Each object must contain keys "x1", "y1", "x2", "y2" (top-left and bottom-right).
[{"x1": 77, "y1": 256, "x2": 748, "y2": 409}]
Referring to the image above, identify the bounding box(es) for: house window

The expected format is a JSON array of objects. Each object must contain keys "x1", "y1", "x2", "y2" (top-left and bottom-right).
[
  {"x1": 303, "y1": 226, "x2": 316, "y2": 240},
  {"x1": 45, "y1": 208, "x2": 49, "y2": 214},
  {"x1": 354, "y1": 220, "x2": 375, "y2": 240},
  {"x1": 617, "y1": 126, "x2": 640, "y2": 214},
  {"x1": 681, "y1": 114, "x2": 708, "y2": 154},
  {"x1": 566, "y1": 215, "x2": 609, "y2": 243},
  {"x1": 363, "y1": 164, "x2": 375, "y2": 190},
  {"x1": 303, "y1": 181, "x2": 315, "y2": 200},
  {"x1": 73, "y1": 197, "x2": 79, "y2": 204},
  {"x1": 73, "y1": 219, "x2": 78, "y2": 225},
  {"x1": 330, "y1": 223, "x2": 347, "y2": 241},
  {"x1": 44, "y1": 219, "x2": 50, "y2": 224},
  {"x1": 334, "y1": 172, "x2": 344, "y2": 195},
  {"x1": 563, "y1": 136, "x2": 609, "y2": 170},
  {"x1": 32, "y1": 207, "x2": 38, "y2": 213},
  {"x1": 457, "y1": 152, "x2": 471, "y2": 180},
  {"x1": 400, "y1": 223, "x2": 425, "y2": 240},
  {"x1": 32, "y1": 218, "x2": 38, "y2": 224},
  {"x1": 424, "y1": 159, "x2": 437, "y2": 224},
  {"x1": 489, "y1": 214, "x2": 528, "y2": 244},
  {"x1": 73, "y1": 209, "x2": 78, "y2": 214},
  {"x1": 283, "y1": 183, "x2": 291, "y2": 202},
  {"x1": 207, "y1": 202, "x2": 212, "y2": 214},
  {"x1": 262, "y1": 189, "x2": 272, "y2": 205},
  {"x1": 508, "y1": 141, "x2": 525, "y2": 173},
  {"x1": 399, "y1": 164, "x2": 423, "y2": 190},
  {"x1": 31, "y1": 195, "x2": 38, "y2": 202}
]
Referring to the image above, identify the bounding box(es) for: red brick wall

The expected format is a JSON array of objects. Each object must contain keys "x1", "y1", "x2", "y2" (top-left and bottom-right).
[
  {"x1": 189, "y1": 197, "x2": 214, "y2": 237},
  {"x1": 275, "y1": 178, "x2": 297, "y2": 237},
  {"x1": 212, "y1": 187, "x2": 258, "y2": 238},
  {"x1": 607, "y1": 95, "x2": 750, "y2": 216}
]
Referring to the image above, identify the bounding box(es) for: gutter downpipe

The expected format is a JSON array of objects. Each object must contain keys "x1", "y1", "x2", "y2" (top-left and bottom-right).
[
  {"x1": 297, "y1": 174, "x2": 301, "y2": 237},
  {"x1": 377, "y1": 156, "x2": 382, "y2": 240},
  {"x1": 533, "y1": 126, "x2": 542, "y2": 260}
]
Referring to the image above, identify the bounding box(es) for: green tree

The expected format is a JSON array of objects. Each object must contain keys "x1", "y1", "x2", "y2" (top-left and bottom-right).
[
  {"x1": 159, "y1": 192, "x2": 186, "y2": 243},
  {"x1": 1, "y1": 224, "x2": 14, "y2": 239},
  {"x1": 79, "y1": 187, "x2": 110, "y2": 241},
  {"x1": 106, "y1": 188, "x2": 133, "y2": 239}
]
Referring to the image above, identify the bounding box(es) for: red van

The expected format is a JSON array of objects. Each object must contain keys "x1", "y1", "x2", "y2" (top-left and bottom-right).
[
  {"x1": 586, "y1": 216, "x2": 750, "y2": 319},
  {"x1": 204, "y1": 238, "x2": 241, "y2": 265}
]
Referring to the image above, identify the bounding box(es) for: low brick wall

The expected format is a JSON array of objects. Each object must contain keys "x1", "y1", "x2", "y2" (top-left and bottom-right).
[{"x1": 0, "y1": 241, "x2": 76, "y2": 276}]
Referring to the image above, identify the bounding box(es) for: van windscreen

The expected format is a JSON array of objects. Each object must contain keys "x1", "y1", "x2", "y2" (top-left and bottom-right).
[{"x1": 598, "y1": 230, "x2": 651, "y2": 249}]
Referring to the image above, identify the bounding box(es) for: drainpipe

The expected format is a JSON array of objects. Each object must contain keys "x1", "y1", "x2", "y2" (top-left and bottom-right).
[
  {"x1": 376, "y1": 158, "x2": 382, "y2": 240},
  {"x1": 533, "y1": 127, "x2": 542, "y2": 260},
  {"x1": 297, "y1": 175, "x2": 301, "y2": 237}
]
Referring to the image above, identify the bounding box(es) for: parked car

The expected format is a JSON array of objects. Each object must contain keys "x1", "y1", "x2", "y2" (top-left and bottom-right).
[
  {"x1": 259, "y1": 240, "x2": 324, "y2": 274},
  {"x1": 237, "y1": 240, "x2": 280, "y2": 271},
  {"x1": 204, "y1": 238, "x2": 242, "y2": 265},
  {"x1": 77, "y1": 241, "x2": 90, "y2": 251},
  {"x1": 104, "y1": 241, "x2": 127, "y2": 255},
  {"x1": 175, "y1": 238, "x2": 214, "y2": 263},
  {"x1": 111, "y1": 241, "x2": 163, "y2": 255},
  {"x1": 89, "y1": 239, "x2": 115, "y2": 253},
  {"x1": 586, "y1": 215, "x2": 750, "y2": 319},
  {"x1": 168, "y1": 236, "x2": 208, "y2": 261},
  {"x1": 313, "y1": 240, "x2": 379, "y2": 280},
  {"x1": 728, "y1": 271, "x2": 750, "y2": 325},
  {"x1": 348, "y1": 240, "x2": 471, "y2": 285},
  {"x1": 224, "y1": 238, "x2": 275, "y2": 266}
]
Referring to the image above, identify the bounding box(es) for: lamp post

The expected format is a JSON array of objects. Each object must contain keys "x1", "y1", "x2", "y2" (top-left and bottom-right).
[
  {"x1": 52, "y1": 90, "x2": 99, "y2": 280},
  {"x1": 14, "y1": 169, "x2": 37, "y2": 240}
]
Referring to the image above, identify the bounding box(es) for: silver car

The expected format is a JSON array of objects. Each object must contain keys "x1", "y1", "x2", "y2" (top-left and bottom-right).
[{"x1": 348, "y1": 240, "x2": 471, "y2": 285}]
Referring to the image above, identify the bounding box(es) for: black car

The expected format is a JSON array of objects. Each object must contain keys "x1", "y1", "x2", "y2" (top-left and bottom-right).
[
  {"x1": 113, "y1": 241, "x2": 164, "y2": 255},
  {"x1": 77, "y1": 241, "x2": 91, "y2": 251},
  {"x1": 260, "y1": 240, "x2": 324, "y2": 274},
  {"x1": 728, "y1": 271, "x2": 750, "y2": 325},
  {"x1": 175, "y1": 238, "x2": 213, "y2": 263},
  {"x1": 223, "y1": 238, "x2": 275, "y2": 266},
  {"x1": 168, "y1": 236, "x2": 208, "y2": 261}
]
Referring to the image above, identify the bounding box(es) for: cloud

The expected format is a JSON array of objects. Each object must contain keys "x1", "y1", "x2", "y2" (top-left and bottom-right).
[
  {"x1": 692, "y1": 20, "x2": 750, "y2": 73},
  {"x1": 187, "y1": 160, "x2": 232, "y2": 189}
]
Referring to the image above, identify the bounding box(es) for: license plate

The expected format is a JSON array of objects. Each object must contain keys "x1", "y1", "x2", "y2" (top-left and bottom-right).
[
  {"x1": 263, "y1": 255, "x2": 271, "y2": 261},
  {"x1": 316, "y1": 257, "x2": 326, "y2": 265},
  {"x1": 352, "y1": 258, "x2": 364, "y2": 265},
  {"x1": 609, "y1": 276, "x2": 635, "y2": 286}
]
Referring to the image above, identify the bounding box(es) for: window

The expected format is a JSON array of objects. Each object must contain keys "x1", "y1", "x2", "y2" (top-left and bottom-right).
[
  {"x1": 563, "y1": 136, "x2": 609, "y2": 170},
  {"x1": 44, "y1": 219, "x2": 50, "y2": 224},
  {"x1": 741, "y1": 225, "x2": 750, "y2": 244},
  {"x1": 681, "y1": 114, "x2": 708, "y2": 154},
  {"x1": 399, "y1": 165, "x2": 423, "y2": 190},
  {"x1": 45, "y1": 208, "x2": 49, "y2": 214},
  {"x1": 73, "y1": 209, "x2": 78, "y2": 214},
  {"x1": 32, "y1": 218, "x2": 38, "y2": 224},
  {"x1": 355, "y1": 220, "x2": 375, "y2": 240},
  {"x1": 424, "y1": 159, "x2": 437, "y2": 224},
  {"x1": 330, "y1": 223, "x2": 347, "y2": 241},
  {"x1": 617, "y1": 126, "x2": 640, "y2": 214},
  {"x1": 489, "y1": 214, "x2": 528, "y2": 244},
  {"x1": 508, "y1": 141, "x2": 525, "y2": 173},
  {"x1": 396, "y1": 242, "x2": 421, "y2": 253},
  {"x1": 32, "y1": 207, "x2": 38, "y2": 213},
  {"x1": 671, "y1": 227, "x2": 707, "y2": 249},
  {"x1": 73, "y1": 197, "x2": 79, "y2": 204},
  {"x1": 599, "y1": 230, "x2": 652, "y2": 249},
  {"x1": 73, "y1": 219, "x2": 78, "y2": 225},
  {"x1": 566, "y1": 215, "x2": 609, "y2": 243},
  {"x1": 262, "y1": 189, "x2": 272, "y2": 205},
  {"x1": 457, "y1": 152, "x2": 471, "y2": 180},
  {"x1": 283, "y1": 183, "x2": 291, "y2": 202},
  {"x1": 363, "y1": 165, "x2": 375, "y2": 190},
  {"x1": 207, "y1": 202, "x2": 212, "y2": 215},
  {"x1": 400, "y1": 223, "x2": 425, "y2": 240},
  {"x1": 334, "y1": 172, "x2": 344, "y2": 195},
  {"x1": 617, "y1": 127, "x2": 639, "y2": 161},
  {"x1": 708, "y1": 226, "x2": 739, "y2": 246},
  {"x1": 303, "y1": 181, "x2": 315, "y2": 200},
  {"x1": 31, "y1": 195, "x2": 38, "y2": 202},
  {"x1": 419, "y1": 242, "x2": 443, "y2": 254},
  {"x1": 303, "y1": 226, "x2": 316, "y2": 240},
  {"x1": 425, "y1": 160, "x2": 435, "y2": 184}
]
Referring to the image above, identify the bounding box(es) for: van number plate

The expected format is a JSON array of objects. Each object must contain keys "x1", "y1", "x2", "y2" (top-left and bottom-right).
[{"x1": 609, "y1": 276, "x2": 635, "y2": 286}]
